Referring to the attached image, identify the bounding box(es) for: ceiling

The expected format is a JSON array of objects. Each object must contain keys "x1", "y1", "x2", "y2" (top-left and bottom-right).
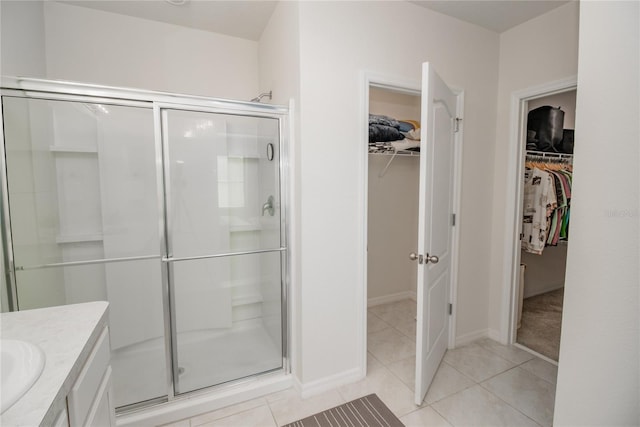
[
  {"x1": 57, "y1": 0, "x2": 571, "y2": 40},
  {"x1": 58, "y1": 0, "x2": 279, "y2": 41},
  {"x1": 411, "y1": 1, "x2": 571, "y2": 33}
]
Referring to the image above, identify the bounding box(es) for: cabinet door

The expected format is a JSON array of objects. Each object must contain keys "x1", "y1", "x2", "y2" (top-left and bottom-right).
[
  {"x1": 84, "y1": 366, "x2": 116, "y2": 427},
  {"x1": 53, "y1": 407, "x2": 69, "y2": 427}
]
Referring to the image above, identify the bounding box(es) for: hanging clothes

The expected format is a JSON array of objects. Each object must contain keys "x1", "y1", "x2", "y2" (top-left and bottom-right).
[
  {"x1": 522, "y1": 167, "x2": 557, "y2": 254},
  {"x1": 522, "y1": 152, "x2": 573, "y2": 254}
]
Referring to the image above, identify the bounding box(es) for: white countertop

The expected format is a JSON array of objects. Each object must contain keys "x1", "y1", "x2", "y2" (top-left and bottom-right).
[{"x1": 1, "y1": 301, "x2": 109, "y2": 427}]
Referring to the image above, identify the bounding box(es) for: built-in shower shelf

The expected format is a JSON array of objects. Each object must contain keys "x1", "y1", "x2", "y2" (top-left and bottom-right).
[
  {"x1": 232, "y1": 294, "x2": 263, "y2": 307},
  {"x1": 49, "y1": 145, "x2": 98, "y2": 154},
  {"x1": 56, "y1": 233, "x2": 103, "y2": 244},
  {"x1": 227, "y1": 154, "x2": 260, "y2": 160}
]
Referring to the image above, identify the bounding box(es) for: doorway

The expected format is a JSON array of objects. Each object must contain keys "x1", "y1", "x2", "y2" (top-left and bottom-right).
[
  {"x1": 504, "y1": 78, "x2": 577, "y2": 363},
  {"x1": 361, "y1": 68, "x2": 463, "y2": 404}
]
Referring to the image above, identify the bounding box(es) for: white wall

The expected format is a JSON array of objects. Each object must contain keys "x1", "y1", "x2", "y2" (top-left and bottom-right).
[
  {"x1": 521, "y1": 247, "x2": 567, "y2": 298},
  {"x1": 296, "y1": 1, "x2": 499, "y2": 385},
  {"x1": 42, "y1": 1, "x2": 259, "y2": 100},
  {"x1": 368, "y1": 155, "x2": 419, "y2": 302},
  {"x1": 489, "y1": 2, "x2": 580, "y2": 338},
  {"x1": 0, "y1": 0, "x2": 47, "y2": 78},
  {"x1": 554, "y1": 1, "x2": 639, "y2": 424}
]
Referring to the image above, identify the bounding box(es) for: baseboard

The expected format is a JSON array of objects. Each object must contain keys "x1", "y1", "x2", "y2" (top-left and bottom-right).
[
  {"x1": 523, "y1": 284, "x2": 564, "y2": 299},
  {"x1": 368, "y1": 291, "x2": 416, "y2": 307},
  {"x1": 487, "y1": 328, "x2": 505, "y2": 344},
  {"x1": 116, "y1": 372, "x2": 292, "y2": 427},
  {"x1": 455, "y1": 329, "x2": 490, "y2": 347},
  {"x1": 298, "y1": 367, "x2": 364, "y2": 399}
]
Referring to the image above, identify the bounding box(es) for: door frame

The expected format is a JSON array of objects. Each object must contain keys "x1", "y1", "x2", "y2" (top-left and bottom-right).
[
  {"x1": 359, "y1": 70, "x2": 464, "y2": 377},
  {"x1": 499, "y1": 76, "x2": 577, "y2": 345}
]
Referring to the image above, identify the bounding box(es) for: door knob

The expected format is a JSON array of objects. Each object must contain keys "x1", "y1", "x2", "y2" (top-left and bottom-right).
[
  {"x1": 426, "y1": 254, "x2": 439, "y2": 264},
  {"x1": 409, "y1": 252, "x2": 424, "y2": 264}
]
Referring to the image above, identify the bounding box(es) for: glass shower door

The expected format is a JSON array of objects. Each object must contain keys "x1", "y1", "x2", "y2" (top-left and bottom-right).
[
  {"x1": 1, "y1": 96, "x2": 167, "y2": 408},
  {"x1": 162, "y1": 108, "x2": 284, "y2": 394}
]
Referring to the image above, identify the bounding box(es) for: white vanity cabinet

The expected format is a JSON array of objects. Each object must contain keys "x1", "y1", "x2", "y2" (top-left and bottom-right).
[
  {"x1": 67, "y1": 326, "x2": 116, "y2": 427},
  {"x1": 0, "y1": 302, "x2": 112, "y2": 427}
]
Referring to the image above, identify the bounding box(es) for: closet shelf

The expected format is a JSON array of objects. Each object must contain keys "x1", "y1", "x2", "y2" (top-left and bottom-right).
[{"x1": 368, "y1": 150, "x2": 420, "y2": 157}]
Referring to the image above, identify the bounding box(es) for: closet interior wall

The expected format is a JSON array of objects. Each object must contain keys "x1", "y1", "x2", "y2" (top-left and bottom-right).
[
  {"x1": 520, "y1": 90, "x2": 576, "y2": 298},
  {"x1": 367, "y1": 87, "x2": 420, "y2": 303}
]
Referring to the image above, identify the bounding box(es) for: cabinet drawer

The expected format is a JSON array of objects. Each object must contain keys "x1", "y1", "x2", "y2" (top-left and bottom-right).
[{"x1": 67, "y1": 326, "x2": 110, "y2": 426}]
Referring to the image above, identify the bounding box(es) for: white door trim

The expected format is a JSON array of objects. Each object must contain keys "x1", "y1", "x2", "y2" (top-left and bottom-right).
[
  {"x1": 359, "y1": 70, "x2": 463, "y2": 376},
  {"x1": 499, "y1": 76, "x2": 577, "y2": 344}
]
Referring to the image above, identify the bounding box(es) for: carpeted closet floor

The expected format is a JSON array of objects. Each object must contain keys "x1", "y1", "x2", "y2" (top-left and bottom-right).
[{"x1": 516, "y1": 288, "x2": 564, "y2": 361}]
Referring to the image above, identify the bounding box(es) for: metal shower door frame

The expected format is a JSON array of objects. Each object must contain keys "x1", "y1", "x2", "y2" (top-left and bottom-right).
[{"x1": 0, "y1": 77, "x2": 291, "y2": 411}]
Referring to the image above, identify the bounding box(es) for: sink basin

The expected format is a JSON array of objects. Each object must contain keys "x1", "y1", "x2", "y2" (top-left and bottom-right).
[{"x1": 1, "y1": 340, "x2": 45, "y2": 414}]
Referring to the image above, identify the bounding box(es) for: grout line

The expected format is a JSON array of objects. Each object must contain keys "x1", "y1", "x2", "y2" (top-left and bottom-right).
[
  {"x1": 476, "y1": 382, "x2": 545, "y2": 427},
  {"x1": 266, "y1": 400, "x2": 280, "y2": 427},
  {"x1": 429, "y1": 402, "x2": 456, "y2": 427}
]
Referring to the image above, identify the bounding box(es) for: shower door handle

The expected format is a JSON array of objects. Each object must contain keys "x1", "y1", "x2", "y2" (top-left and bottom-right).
[{"x1": 262, "y1": 195, "x2": 275, "y2": 216}]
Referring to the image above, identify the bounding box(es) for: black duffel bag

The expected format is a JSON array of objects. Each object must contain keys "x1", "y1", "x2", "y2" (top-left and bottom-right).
[{"x1": 527, "y1": 106, "x2": 565, "y2": 152}]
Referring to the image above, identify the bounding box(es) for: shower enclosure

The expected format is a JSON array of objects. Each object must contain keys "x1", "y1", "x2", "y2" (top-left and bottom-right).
[{"x1": 0, "y1": 78, "x2": 289, "y2": 411}]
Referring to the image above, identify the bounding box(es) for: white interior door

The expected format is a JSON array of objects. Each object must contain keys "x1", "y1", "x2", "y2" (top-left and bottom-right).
[{"x1": 414, "y1": 62, "x2": 457, "y2": 405}]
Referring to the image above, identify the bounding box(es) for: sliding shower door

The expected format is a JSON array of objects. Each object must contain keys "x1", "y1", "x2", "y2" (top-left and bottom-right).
[
  {"x1": 161, "y1": 108, "x2": 284, "y2": 394},
  {"x1": 2, "y1": 82, "x2": 289, "y2": 410},
  {"x1": 1, "y1": 96, "x2": 168, "y2": 408}
]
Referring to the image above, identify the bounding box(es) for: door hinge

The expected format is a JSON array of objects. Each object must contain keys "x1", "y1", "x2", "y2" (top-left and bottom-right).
[
  {"x1": 449, "y1": 303, "x2": 453, "y2": 315},
  {"x1": 452, "y1": 213, "x2": 456, "y2": 226},
  {"x1": 454, "y1": 117, "x2": 462, "y2": 133},
  {"x1": 519, "y1": 233, "x2": 524, "y2": 241}
]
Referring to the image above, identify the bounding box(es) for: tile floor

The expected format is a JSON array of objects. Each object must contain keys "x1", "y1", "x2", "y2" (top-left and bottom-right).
[{"x1": 162, "y1": 299, "x2": 558, "y2": 427}]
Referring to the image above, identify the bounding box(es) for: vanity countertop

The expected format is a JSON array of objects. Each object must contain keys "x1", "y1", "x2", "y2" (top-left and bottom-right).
[{"x1": 1, "y1": 301, "x2": 109, "y2": 427}]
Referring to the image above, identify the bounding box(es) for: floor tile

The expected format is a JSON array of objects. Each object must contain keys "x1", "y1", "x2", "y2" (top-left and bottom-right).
[
  {"x1": 268, "y1": 389, "x2": 345, "y2": 426},
  {"x1": 401, "y1": 406, "x2": 452, "y2": 427},
  {"x1": 190, "y1": 398, "x2": 267, "y2": 426},
  {"x1": 197, "y1": 405, "x2": 276, "y2": 427},
  {"x1": 367, "y1": 351, "x2": 384, "y2": 372},
  {"x1": 481, "y1": 367, "x2": 555, "y2": 427},
  {"x1": 394, "y1": 318, "x2": 417, "y2": 341},
  {"x1": 477, "y1": 338, "x2": 536, "y2": 364},
  {"x1": 424, "y1": 362, "x2": 475, "y2": 405},
  {"x1": 160, "y1": 420, "x2": 190, "y2": 427},
  {"x1": 368, "y1": 327, "x2": 416, "y2": 364},
  {"x1": 432, "y1": 385, "x2": 539, "y2": 427},
  {"x1": 368, "y1": 311, "x2": 390, "y2": 333},
  {"x1": 369, "y1": 300, "x2": 416, "y2": 328},
  {"x1": 443, "y1": 342, "x2": 517, "y2": 382},
  {"x1": 337, "y1": 364, "x2": 421, "y2": 417},
  {"x1": 519, "y1": 357, "x2": 558, "y2": 384},
  {"x1": 387, "y1": 356, "x2": 416, "y2": 391}
]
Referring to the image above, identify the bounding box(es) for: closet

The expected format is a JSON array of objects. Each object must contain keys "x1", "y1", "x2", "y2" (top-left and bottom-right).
[
  {"x1": 516, "y1": 90, "x2": 576, "y2": 362},
  {"x1": 366, "y1": 85, "x2": 420, "y2": 374}
]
